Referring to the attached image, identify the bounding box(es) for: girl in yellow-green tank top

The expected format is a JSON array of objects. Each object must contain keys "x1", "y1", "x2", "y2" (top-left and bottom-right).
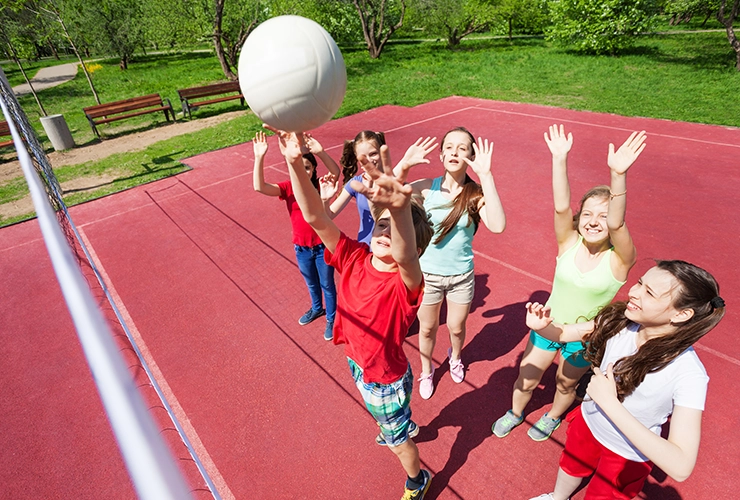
[{"x1": 492, "y1": 124, "x2": 647, "y2": 442}]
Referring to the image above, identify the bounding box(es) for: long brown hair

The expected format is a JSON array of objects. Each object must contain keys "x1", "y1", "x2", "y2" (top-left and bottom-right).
[
  {"x1": 340, "y1": 130, "x2": 386, "y2": 183},
  {"x1": 583, "y1": 260, "x2": 725, "y2": 401},
  {"x1": 572, "y1": 185, "x2": 610, "y2": 230},
  {"x1": 433, "y1": 127, "x2": 482, "y2": 245}
]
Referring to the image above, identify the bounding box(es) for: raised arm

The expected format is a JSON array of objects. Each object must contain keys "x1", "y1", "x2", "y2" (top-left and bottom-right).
[
  {"x1": 525, "y1": 302, "x2": 593, "y2": 343},
  {"x1": 392, "y1": 136, "x2": 438, "y2": 184},
  {"x1": 587, "y1": 365, "x2": 702, "y2": 482},
  {"x1": 274, "y1": 128, "x2": 341, "y2": 253},
  {"x1": 544, "y1": 124, "x2": 578, "y2": 251},
  {"x1": 252, "y1": 131, "x2": 281, "y2": 197},
  {"x1": 464, "y1": 137, "x2": 505, "y2": 233},
  {"x1": 350, "y1": 146, "x2": 423, "y2": 292},
  {"x1": 606, "y1": 131, "x2": 645, "y2": 281},
  {"x1": 305, "y1": 133, "x2": 341, "y2": 178}
]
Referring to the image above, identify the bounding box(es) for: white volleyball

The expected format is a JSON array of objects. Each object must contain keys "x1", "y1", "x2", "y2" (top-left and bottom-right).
[{"x1": 238, "y1": 16, "x2": 347, "y2": 132}]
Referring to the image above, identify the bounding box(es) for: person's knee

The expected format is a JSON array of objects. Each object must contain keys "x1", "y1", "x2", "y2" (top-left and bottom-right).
[{"x1": 515, "y1": 376, "x2": 540, "y2": 393}]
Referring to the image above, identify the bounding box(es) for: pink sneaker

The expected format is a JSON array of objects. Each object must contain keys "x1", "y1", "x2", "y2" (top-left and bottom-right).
[
  {"x1": 448, "y1": 348, "x2": 465, "y2": 383},
  {"x1": 418, "y1": 367, "x2": 435, "y2": 400}
]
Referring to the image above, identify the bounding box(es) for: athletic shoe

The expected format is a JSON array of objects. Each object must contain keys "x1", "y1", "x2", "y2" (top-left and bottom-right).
[
  {"x1": 298, "y1": 308, "x2": 325, "y2": 326},
  {"x1": 401, "y1": 469, "x2": 432, "y2": 500},
  {"x1": 323, "y1": 321, "x2": 334, "y2": 341},
  {"x1": 529, "y1": 494, "x2": 560, "y2": 500},
  {"x1": 527, "y1": 413, "x2": 562, "y2": 441},
  {"x1": 376, "y1": 421, "x2": 419, "y2": 446},
  {"x1": 418, "y1": 367, "x2": 435, "y2": 400},
  {"x1": 447, "y1": 347, "x2": 464, "y2": 383},
  {"x1": 492, "y1": 409, "x2": 524, "y2": 438}
]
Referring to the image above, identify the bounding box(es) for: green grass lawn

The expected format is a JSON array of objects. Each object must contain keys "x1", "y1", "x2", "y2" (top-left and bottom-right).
[{"x1": 1, "y1": 27, "x2": 738, "y2": 226}]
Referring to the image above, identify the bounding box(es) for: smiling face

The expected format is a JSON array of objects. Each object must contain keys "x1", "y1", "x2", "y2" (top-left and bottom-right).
[
  {"x1": 577, "y1": 195, "x2": 610, "y2": 245},
  {"x1": 355, "y1": 139, "x2": 381, "y2": 179},
  {"x1": 440, "y1": 130, "x2": 474, "y2": 174},
  {"x1": 625, "y1": 267, "x2": 683, "y2": 328}
]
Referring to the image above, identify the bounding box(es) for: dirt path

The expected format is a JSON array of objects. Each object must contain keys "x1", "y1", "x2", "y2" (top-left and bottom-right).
[{"x1": 0, "y1": 110, "x2": 248, "y2": 220}]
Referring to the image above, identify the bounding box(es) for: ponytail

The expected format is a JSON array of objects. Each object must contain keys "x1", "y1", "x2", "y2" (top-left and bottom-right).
[{"x1": 340, "y1": 130, "x2": 386, "y2": 184}]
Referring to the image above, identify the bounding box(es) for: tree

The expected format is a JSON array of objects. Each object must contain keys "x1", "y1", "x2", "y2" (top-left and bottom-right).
[
  {"x1": 212, "y1": 0, "x2": 262, "y2": 80},
  {"x1": 717, "y1": 0, "x2": 740, "y2": 70},
  {"x1": 351, "y1": 0, "x2": 406, "y2": 58},
  {"x1": 411, "y1": 0, "x2": 495, "y2": 47},
  {"x1": 494, "y1": 0, "x2": 550, "y2": 41},
  {"x1": 547, "y1": 0, "x2": 656, "y2": 54}
]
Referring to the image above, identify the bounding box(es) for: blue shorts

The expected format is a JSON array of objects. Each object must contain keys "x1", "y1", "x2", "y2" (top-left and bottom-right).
[
  {"x1": 348, "y1": 358, "x2": 413, "y2": 447},
  {"x1": 529, "y1": 330, "x2": 590, "y2": 368}
]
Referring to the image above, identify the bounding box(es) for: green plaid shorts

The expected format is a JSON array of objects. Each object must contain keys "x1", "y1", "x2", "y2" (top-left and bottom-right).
[{"x1": 348, "y1": 357, "x2": 413, "y2": 447}]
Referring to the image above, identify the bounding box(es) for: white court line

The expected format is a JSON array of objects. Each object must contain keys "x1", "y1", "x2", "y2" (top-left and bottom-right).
[
  {"x1": 473, "y1": 249, "x2": 553, "y2": 286},
  {"x1": 469, "y1": 104, "x2": 740, "y2": 149},
  {"x1": 693, "y1": 343, "x2": 740, "y2": 367},
  {"x1": 78, "y1": 227, "x2": 235, "y2": 500}
]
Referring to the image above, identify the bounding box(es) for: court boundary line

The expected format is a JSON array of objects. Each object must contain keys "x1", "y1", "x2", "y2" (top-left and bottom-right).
[{"x1": 78, "y1": 226, "x2": 235, "y2": 500}]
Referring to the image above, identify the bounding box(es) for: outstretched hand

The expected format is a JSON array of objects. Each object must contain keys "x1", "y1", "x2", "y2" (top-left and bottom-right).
[
  {"x1": 319, "y1": 173, "x2": 339, "y2": 201},
  {"x1": 608, "y1": 131, "x2": 647, "y2": 175},
  {"x1": 586, "y1": 363, "x2": 619, "y2": 406},
  {"x1": 463, "y1": 137, "x2": 494, "y2": 177},
  {"x1": 263, "y1": 124, "x2": 306, "y2": 163},
  {"x1": 525, "y1": 302, "x2": 553, "y2": 331},
  {"x1": 304, "y1": 133, "x2": 324, "y2": 155},
  {"x1": 544, "y1": 124, "x2": 573, "y2": 157},
  {"x1": 253, "y1": 131, "x2": 268, "y2": 157},
  {"x1": 350, "y1": 144, "x2": 412, "y2": 211}
]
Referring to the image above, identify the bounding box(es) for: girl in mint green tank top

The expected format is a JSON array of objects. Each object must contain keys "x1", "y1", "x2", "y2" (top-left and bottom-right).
[
  {"x1": 492, "y1": 124, "x2": 647, "y2": 442},
  {"x1": 396, "y1": 126, "x2": 507, "y2": 400}
]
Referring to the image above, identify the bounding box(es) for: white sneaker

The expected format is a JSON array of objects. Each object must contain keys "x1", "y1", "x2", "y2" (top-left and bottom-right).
[{"x1": 528, "y1": 494, "x2": 554, "y2": 500}]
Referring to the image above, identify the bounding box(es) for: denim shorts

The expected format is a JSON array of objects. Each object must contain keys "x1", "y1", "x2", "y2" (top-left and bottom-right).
[
  {"x1": 529, "y1": 330, "x2": 590, "y2": 368},
  {"x1": 421, "y1": 269, "x2": 475, "y2": 306},
  {"x1": 348, "y1": 358, "x2": 413, "y2": 447}
]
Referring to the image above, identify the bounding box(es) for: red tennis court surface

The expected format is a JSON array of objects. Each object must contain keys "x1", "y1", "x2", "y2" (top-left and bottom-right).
[{"x1": 2, "y1": 96, "x2": 738, "y2": 499}]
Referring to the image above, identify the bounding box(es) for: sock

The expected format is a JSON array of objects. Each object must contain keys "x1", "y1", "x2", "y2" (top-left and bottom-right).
[{"x1": 406, "y1": 471, "x2": 425, "y2": 490}]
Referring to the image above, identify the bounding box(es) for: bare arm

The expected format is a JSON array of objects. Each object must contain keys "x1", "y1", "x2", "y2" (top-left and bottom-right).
[
  {"x1": 327, "y1": 187, "x2": 353, "y2": 219},
  {"x1": 252, "y1": 131, "x2": 281, "y2": 197},
  {"x1": 525, "y1": 302, "x2": 594, "y2": 343},
  {"x1": 545, "y1": 124, "x2": 578, "y2": 252},
  {"x1": 351, "y1": 146, "x2": 423, "y2": 292},
  {"x1": 606, "y1": 131, "x2": 646, "y2": 281},
  {"x1": 587, "y1": 365, "x2": 702, "y2": 482},
  {"x1": 465, "y1": 137, "x2": 505, "y2": 233},
  {"x1": 276, "y1": 130, "x2": 341, "y2": 253},
  {"x1": 305, "y1": 133, "x2": 341, "y2": 178}
]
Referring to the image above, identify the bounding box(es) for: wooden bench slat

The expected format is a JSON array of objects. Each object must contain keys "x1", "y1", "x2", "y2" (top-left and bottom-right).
[
  {"x1": 0, "y1": 120, "x2": 12, "y2": 148},
  {"x1": 93, "y1": 106, "x2": 173, "y2": 125},
  {"x1": 176, "y1": 81, "x2": 245, "y2": 119},
  {"x1": 82, "y1": 93, "x2": 174, "y2": 138}
]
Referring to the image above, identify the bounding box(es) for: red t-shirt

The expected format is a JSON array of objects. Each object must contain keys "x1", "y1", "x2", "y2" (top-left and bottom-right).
[
  {"x1": 278, "y1": 181, "x2": 322, "y2": 247},
  {"x1": 324, "y1": 233, "x2": 423, "y2": 384}
]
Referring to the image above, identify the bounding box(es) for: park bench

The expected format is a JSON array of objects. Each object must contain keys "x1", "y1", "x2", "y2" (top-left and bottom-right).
[
  {"x1": 177, "y1": 81, "x2": 245, "y2": 119},
  {"x1": 1, "y1": 120, "x2": 14, "y2": 149},
  {"x1": 83, "y1": 93, "x2": 175, "y2": 138}
]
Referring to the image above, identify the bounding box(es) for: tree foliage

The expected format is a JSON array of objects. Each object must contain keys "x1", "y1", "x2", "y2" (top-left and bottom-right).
[
  {"x1": 410, "y1": 0, "x2": 495, "y2": 46},
  {"x1": 493, "y1": 0, "x2": 550, "y2": 40},
  {"x1": 716, "y1": 0, "x2": 740, "y2": 70},
  {"x1": 547, "y1": 0, "x2": 656, "y2": 54},
  {"x1": 351, "y1": 0, "x2": 406, "y2": 58}
]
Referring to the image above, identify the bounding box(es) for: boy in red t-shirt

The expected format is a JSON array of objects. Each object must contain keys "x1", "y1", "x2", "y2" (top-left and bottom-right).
[{"x1": 276, "y1": 129, "x2": 434, "y2": 500}]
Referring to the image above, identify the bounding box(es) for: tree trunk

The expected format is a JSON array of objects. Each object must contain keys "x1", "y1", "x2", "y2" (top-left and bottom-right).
[
  {"x1": 717, "y1": 0, "x2": 740, "y2": 71},
  {"x1": 0, "y1": 25, "x2": 47, "y2": 116},
  {"x1": 213, "y1": 0, "x2": 237, "y2": 80},
  {"x1": 119, "y1": 55, "x2": 128, "y2": 70},
  {"x1": 508, "y1": 19, "x2": 513, "y2": 41}
]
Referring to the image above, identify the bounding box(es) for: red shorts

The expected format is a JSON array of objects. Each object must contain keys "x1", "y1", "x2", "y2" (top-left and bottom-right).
[{"x1": 560, "y1": 407, "x2": 653, "y2": 500}]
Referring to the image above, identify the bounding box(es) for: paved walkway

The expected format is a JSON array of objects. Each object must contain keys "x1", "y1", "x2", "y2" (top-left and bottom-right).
[{"x1": 12, "y1": 62, "x2": 78, "y2": 96}]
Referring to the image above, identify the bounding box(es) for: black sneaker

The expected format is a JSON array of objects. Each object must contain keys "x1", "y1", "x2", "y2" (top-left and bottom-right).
[
  {"x1": 401, "y1": 469, "x2": 431, "y2": 500},
  {"x1": 298, "y1": 308, "x2": 325, "y2": 326}
]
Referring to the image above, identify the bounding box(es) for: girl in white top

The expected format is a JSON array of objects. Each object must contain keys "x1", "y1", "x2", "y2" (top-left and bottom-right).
[
  {"x1": 396, "y1": 127, "x2": 506, "y2": 399},
  {"x1": 525, "y1": 260, "x2": 725, "y2": 500}
]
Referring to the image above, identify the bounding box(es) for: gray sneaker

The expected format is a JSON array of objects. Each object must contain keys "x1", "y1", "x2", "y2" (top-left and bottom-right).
[
  {"x1": 492, "y1": 410, "x2": 524, "y2": 438},
  {"x1": 527, "y1": 413, "x2": 561, "y2": 441}
]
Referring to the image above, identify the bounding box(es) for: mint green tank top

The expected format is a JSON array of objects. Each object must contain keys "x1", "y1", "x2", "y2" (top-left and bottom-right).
[
  {"x1": 546, "y1": 236, "x2": 626, "y2": 324},
  {"x1": 419, "y1": 177, "x2": 476, "y2": 276}
]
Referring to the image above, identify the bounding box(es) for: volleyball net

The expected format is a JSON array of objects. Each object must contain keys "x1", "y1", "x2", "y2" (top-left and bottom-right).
[{"x1": 0, "y1": 67, "x2": 220, "y2": 500}]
